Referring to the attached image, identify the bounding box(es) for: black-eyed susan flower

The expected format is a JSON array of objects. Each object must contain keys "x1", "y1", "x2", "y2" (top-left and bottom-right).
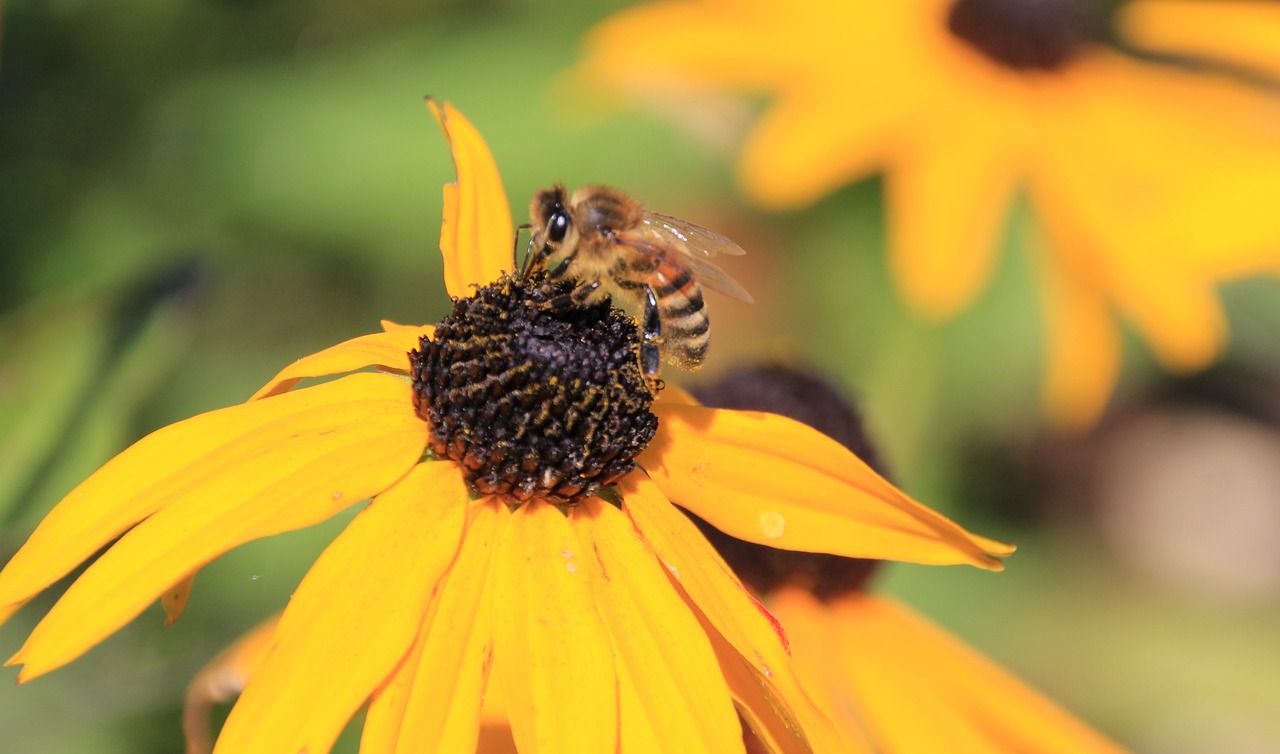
[
  {"x1": 691, "y1": 364, "x2": 1129, "y2": 753},
  {"x1": 0, "y1": 100, "x2": 1012, "y2": 754},
  {"x1": 571, "y1": 0, "x2": 1280, "y2": 428}
]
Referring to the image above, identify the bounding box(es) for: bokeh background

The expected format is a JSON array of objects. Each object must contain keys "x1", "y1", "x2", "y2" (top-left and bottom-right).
[{"x1": 3, "y1": 1, "x2": 1280, "y2": 752}]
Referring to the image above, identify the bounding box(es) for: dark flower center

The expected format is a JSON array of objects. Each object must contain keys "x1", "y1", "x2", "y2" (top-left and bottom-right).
[
  {"x1": 947, "y1": 0, "x2": 1090, "y2": 72},
  {"x1": 410, "y1": 272, "x2": 658, "y2": 505}
]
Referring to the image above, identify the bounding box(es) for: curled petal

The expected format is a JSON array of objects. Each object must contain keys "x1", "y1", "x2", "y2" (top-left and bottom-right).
[
  {"x1": 213, "y1": 461, "x2": 470, "y2": 754},
  {"x1": 428, "y1": 99, "x2": 514, "y2": 298},
  {"x1": 162, "y1": 572, "x2": 197, "y2": 625},
  {"x1": 0, "y1": 373, "x2": 426, "y2": 658},
  {"x1": 641, "y1": 404, "x2": 1012, "y2": 569},
  {"x1": 491, "y1": 501, "x2": 617, "y2": 754},
  {"x1": 250, "y1": 325, "x2": 431, "y2": 400},
  {"x1": 185, "y1": 614, "x2": 281, "y2": 754}
]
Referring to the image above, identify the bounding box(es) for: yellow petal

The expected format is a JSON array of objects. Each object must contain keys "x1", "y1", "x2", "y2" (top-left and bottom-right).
[
  {"x1": 491, "y1": 501, "x2": 617, "y2": 754},
  {"x1": 619, "y1": 475, "x2": 850, "y2": 754},
  {"x1": 641, "y1": 404, "x2": 1011, "y2": 568},
  {"x1": 887, "y1": 102, "x2": 1024, "y2": 319},
  {"x1": 213, "y1": 461, "x2": 469, "y2": 754},
  {"x1": 428, "y1": 99, "x2": 513, "y2": 298},
  {"x1": 572, "y1": 500, "x2": 744, "y2": 754},
  {"x1": 1122, "y1": 0, "x2": 1280, "y2": 82},
  {"x1": 756, "y1": 589, "x2": 875, "y2": 753},
  {"x1": 1034, "y1": 54, "x2": 1280, "y2": 373},
  {"x1": 738, "y1": 87, "x2": 894, "y2": 210},
  {"x1": 613, "y1": 659, "x2": 667, "y2": 753},
  {"x1": 1031, "y1": 240, "x2": 1123, "y2": 430},
  {"x1": 0, "y1": 373, "x2": 423, "y2": 638},
  {"x1": 362, "y1": 498, "x2": 508, "y2": 754},
  {"x1": 576, "y1": 0, "x2": 798, "y2": 94},
  {"x1": 477, "y1": 674, "x2": 519, "y2": 754},
  {"x1": 7, "y1": 374, "x2": 426, "y2": 679},
  {"x1": 185, "y1": 614, "x2": 281, "y2": 754},
  {"x1": 250, "y1": 325, "x2": 431, "y2": 400},
  {"x1": 774, "y1": 589, "x2": 1127, "y2": 754}
]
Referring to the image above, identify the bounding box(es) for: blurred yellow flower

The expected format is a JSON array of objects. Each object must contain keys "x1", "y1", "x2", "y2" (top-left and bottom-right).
[
  {"x1": 775, "y1": 589, "x2": 1128, "y2": 754},
  {"x1": 573, "y1": 0, "x2": 1280, "y2": 427},
  {"x1": 691, "y1": 363, "x2": 1128, "y2": 753},
  {"x1": 0, "y1": 101, "x2": 1011, "y2": 754}
]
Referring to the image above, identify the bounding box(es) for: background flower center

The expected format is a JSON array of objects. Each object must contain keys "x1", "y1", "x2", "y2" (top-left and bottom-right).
[{"x1": 947, "y1": 0, "x2": 1092, "y2": 71}]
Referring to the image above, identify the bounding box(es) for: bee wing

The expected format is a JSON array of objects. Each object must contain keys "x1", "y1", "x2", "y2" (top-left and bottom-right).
[
  {"x1": 640, "y1": 212, "x2": 748, "y2": 259},
  {"x1": 615, "y1": 233, "x2": 756, "y2": 304}
]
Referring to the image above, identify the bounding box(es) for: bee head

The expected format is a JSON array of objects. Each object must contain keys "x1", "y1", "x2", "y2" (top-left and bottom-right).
[{"x1": 531, "y1": 184, "x2": 572, "y2": 248}]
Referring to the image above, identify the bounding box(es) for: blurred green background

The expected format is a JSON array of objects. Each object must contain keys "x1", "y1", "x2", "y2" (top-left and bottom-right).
[{"x1": 3, "y1": 1, "x2": 1280, "y2": 752}]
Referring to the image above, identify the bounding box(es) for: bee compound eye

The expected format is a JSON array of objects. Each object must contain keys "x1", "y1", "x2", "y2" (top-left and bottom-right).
[{"x1": 547, "y1": 208, "x2": 570, "y2": 243}]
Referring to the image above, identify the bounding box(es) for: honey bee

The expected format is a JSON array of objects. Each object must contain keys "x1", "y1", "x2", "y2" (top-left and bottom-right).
[{"x1": 524, "y1": 184, "x2": 754, "y2": 376}]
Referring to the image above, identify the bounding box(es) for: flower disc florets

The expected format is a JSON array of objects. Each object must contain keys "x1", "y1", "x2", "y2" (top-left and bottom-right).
[{"x1": 410, "y1": 272, "x2": 658, "y2": 505}]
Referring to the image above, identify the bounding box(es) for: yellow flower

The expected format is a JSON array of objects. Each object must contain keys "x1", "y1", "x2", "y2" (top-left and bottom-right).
[
  {"x1": 775, "y1": 590, "x2": 1128, "y2": 754},
  {"x1": 0, "y1": 100, "x2": 1011, "y2": 754},
  {"x1": 572, "y1": 0, "x2": 1280, "y2": 427},
  {"x1": 689, "y1": 363, "x2": 1127, "y2": 753}
]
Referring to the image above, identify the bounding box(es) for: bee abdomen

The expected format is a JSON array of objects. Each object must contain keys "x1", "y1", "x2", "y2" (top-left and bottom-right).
[
  {"x1": 657, "y1": 286, "x2": 710, "y2": 369},
  {"x1": 651, "y1": 268, "x2": 693, "y2": 299}
]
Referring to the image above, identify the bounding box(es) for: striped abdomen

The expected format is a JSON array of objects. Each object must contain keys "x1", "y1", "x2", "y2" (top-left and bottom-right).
[{"x1": 648, "y1": 260, "x2": 710, "y2": 370}]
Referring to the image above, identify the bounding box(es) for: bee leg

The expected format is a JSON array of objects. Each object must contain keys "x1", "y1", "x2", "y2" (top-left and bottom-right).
[
  {"x1": 512, "y1": 223, "x2": 534, "y2": 275},
  {"x1": 538, "y1": 279, "x2": 602, "y2": 312},
  {"x1": 640, "y1": 286, "x2": 663, "y2": 379},
  {"x1": 640, "y1": 342, "x2": 661, "y2": 378},
  {"x1": 570, "y1": 279, "x2": 603, "y2": 305},
  {"x1": 546, "y1": 254, "x2": 573, "y2": 280}
]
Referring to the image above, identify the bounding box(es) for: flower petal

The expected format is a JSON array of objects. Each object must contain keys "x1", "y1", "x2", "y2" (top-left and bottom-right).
[
  {"x1": 0, "y1": 373, "x2": 422, "y2": 638},
  {"x1": 491, "y1": 501, "x2": 617, "y2": 754},
  {"x1": 738, "y1": 87, "x2": 894, "y2": 210},
  {"x1": 619, "y1": 475, "x2": 850, "y2": 754},
  {"x1": 250, "y1": 325, "x2": 431, "y2": 400},
  {"x1": 1032, "y1": 240, "x2": 1123, "y2": 430},
  {"x1": 707, "y1": 623, "x2": 872, "y2": 754},
  {"x1": 477, "y1": 675, "x2": 519, "y2": 754},
  {"x1": 185, "y1": 614, "x2": 281, "y2": 754},
  {"x1": 6, "y1": 374, "x2": 427, "y2": 679},
  {"x1": 641, "y1": 404, "x2": 1011, "y2": 569},
  {"x1": 428, "y1": 99, "x2": 513, "y2": 298},
  {"x1": 576, "y1": 0, "x2": 799, "y2": 95},
  {"x1": 572, "y1": 499, "x2": 744, "y2": 754},
  {"x1": 1121, "y1": 0, "x2": 1280, "y2": 83},
  {"x1": 213, "y1": 461, "x2": 469, "y2": 754},
  {"x1": 1034, "y1": 54, "x2": 1280, "y2": 373},
  {"x1": 362, "y1": 498, "x2": 508, "y2": 754},
  {"x1": 773, "y1": 589, "x2": 1127, "y2": 754},
  {"x1": 887, "y1": 102, "x2": 1023, "y2": 319}
]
